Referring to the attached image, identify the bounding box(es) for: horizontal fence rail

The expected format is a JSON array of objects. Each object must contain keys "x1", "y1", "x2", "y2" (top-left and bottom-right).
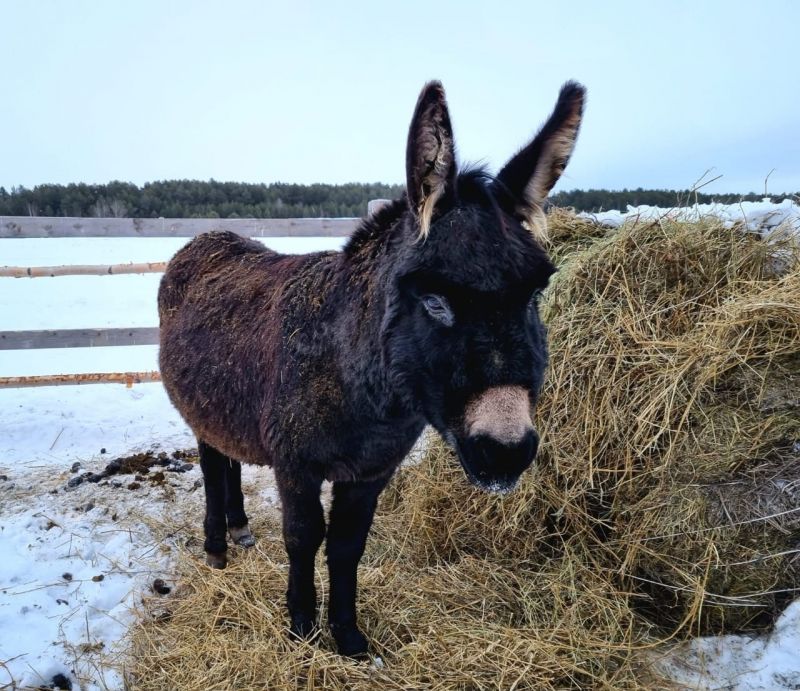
[
  {"x1": 0, "y1": 261, "x2": 168, "y2": 278},
  {"x1": 0, "y1": 206, "x2": 394, "y2": 387},
  {"x1": 0, "y1": 371, "x2": 162, "y2": 389},
  {"x1": 0, "y1": 216, "x2": 361, "y2": 238},
  {"x1": 0, "y1": 327, "x2": 160, "y2": 350}
]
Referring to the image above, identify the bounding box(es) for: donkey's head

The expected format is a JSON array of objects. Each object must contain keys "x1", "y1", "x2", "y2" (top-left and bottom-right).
[{"x1": 382, "y1": 81, "x2": 585, "y2": 492}]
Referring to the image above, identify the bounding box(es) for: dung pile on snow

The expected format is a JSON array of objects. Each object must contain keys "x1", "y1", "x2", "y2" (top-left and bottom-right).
[{"x1": 129, "y1": 213, "x2": 799, "y2": 690}]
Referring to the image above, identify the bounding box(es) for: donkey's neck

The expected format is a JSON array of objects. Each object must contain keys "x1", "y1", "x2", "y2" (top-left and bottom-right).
[{"x1": 327, "y1": 206, "x2": 413, "y2": 420}]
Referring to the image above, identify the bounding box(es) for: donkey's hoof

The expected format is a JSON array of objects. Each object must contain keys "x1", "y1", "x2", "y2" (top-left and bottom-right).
[
  {"x1": 289, "y1": 613, "x2": 318, "y2": 640},
  {"x1": 235, "y1": 534, "x2": 256, "y2": 548},
  {"x1": 229, "y1": 525, "x2": 256, "y2": 548},
  {"x1": 331, "y1": 623, "x2": 369, "y2": 658},
  {"x1": 205, "y1": 551, "x2": 228, "y2": 569}
]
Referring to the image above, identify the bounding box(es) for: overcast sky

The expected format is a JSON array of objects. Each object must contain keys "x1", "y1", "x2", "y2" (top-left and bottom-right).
[{"x1": 3, "y1": 0, "x2": 799, "y2": 194}]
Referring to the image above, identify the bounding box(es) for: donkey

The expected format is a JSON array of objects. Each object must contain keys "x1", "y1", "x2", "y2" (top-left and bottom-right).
[{"x1": 158, "y1": 80, "x2": 585, "y2": 657}]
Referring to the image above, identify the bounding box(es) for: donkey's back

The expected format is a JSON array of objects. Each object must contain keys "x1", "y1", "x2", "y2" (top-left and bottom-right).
[
  {"x1": 158, "y1": 230, "x2": 277, "y2": 316},
  {"x1": 158, "y1": 230, "x2": 331, "y2": 465}
]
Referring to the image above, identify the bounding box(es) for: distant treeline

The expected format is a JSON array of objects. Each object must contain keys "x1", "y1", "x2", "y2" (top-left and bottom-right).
[
  {"x1": 0, "y1": 181, "x2": 405, "y2": 219},
  {"x1": 0, "y1": 181, "x2": 796, "y2": 218}
]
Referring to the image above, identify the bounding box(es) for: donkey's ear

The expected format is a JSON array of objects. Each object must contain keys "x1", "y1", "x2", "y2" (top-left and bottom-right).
[
  {"x1": 406, "y1": 81, "x2": 457, "y2": 239},
  {"x1": 495, "y1": 81, "x2": 585, "y2": 242}
]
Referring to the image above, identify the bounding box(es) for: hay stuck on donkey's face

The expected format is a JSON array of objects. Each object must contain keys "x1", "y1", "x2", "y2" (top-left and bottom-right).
[{"x1": 157, "y1": 80, "x2": 586, "y2": 656}]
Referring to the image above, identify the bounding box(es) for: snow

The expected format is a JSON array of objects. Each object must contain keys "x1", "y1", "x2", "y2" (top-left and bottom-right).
[
  {"x1": 0, "y1": 383, "x2": 193, "y2": 470},
  {"x1": 581, "y1": 197, "x2": 800, "y2": 236},
  {"x1": 1, "y1": 221, "x2": 798, "y2": 689},
  {"x1": 0, "y1": 236, "x2": 339, "y2": 689},
  {"x1": 651, "y1": 601, "x2": 800, "y2": 690},
  {"x1": 0, "y1": 346, "x2": 160, "y2": 379},
  {"x1": 0, "y1": 382, "x2": 280, "y2": 690},
  {"x1": 0, "y1": 504, "x2": 171, "y2": 690},
  {"x1": 0, "y1": 380, "x2": 196, "y2": 689},
  {"x1": 0, "y1": 275, "x2": 165, "y2": 330}
]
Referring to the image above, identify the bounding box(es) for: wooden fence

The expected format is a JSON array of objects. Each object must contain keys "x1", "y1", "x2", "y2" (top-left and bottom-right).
[
  {"x1": 0, "y1": 204, "x2": 390, "y2": 388},
  {"x1": 4, "y1": 371, "x2": 162, "y2": 388},
  {"x1": 0, "y1": 327, "x2": 161, "y2": 351},
  {"x1": 0, "y1": 216, "x2": 360, "y2": 239},
  {"x1": 0, "y1": 261, "x2": 167, "y2": 278}
]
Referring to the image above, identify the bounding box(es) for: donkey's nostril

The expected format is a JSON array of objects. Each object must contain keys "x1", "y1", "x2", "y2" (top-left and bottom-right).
[
  {"x1": 523, "y1": 429, "x2": 539, "y2": 463},
  {"x1": 508, "y1": 428, "x2": 538, "y2": 468}
]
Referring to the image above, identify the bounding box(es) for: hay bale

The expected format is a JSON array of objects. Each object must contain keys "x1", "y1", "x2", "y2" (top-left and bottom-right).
[
  {"x1": 630, "y1": 456, "x2": 800, "y2": 633},
  {"x1": 546, "y1": 207, "x2": 610, "y2": 262},
  {"x1": 538, "y1": 215, "x2": 800, "y2": 635},
  {"x1": 129, "y1": 213, "x2": 799, "y2": 689}
]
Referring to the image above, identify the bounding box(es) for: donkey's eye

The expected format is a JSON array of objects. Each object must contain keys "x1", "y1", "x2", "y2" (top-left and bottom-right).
[
  {"x1": 421, "y1": 294, "x2": 454, "y2": 326},
  {"x1": 529, "y1": 289, "x2": 544, "y2": 308}
]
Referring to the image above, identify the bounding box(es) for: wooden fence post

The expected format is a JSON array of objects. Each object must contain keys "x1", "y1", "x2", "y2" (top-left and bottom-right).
[{"x1": 367, "y1": 199, "x2": 392, "y2": 216}]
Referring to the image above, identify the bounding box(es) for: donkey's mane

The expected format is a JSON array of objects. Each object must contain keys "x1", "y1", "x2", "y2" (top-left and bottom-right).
[
  {"x1": 345, "y1": 166, "x2": 505, "y2": 257},
  {"x1": 344, "y1": 195, "x2": 408, "y2": 258}
]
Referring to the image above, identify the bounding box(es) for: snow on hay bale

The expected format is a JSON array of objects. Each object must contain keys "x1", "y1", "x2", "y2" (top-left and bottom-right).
[
  {"x1": 129, "y1": 212, "x2": 799, "y2": 689},
  {"x1": 577, "y1": 197, "x2": 800, "y2": 236}
]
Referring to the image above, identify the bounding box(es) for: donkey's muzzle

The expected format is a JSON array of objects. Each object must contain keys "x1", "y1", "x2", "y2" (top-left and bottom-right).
[{"x1": 458, "y1": 428, "x2": 539, "y2": 493}]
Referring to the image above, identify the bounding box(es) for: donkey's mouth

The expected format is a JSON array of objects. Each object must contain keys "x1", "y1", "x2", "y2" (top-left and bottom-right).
[{"x1": 448, "y1": 432, "x2": 538, "y2": 495}]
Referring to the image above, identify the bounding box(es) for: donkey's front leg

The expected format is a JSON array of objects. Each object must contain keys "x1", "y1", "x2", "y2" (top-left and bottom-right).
[
  {"x1": 277, "y1": 474, "x2": 325, "y2": 639},
  {"x1": 326, "y1": 475, "x2": 391, "y2": 657}
]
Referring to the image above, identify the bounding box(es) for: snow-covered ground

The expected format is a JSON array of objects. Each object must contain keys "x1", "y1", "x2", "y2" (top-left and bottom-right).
[
  {"x1": 0, "y1": 452, "x2": 196, "y2": 690},
  {"x1": 1, "y1": 217, "x2": 799, "y2": 689},
  {"x1": 0, "y1": 383, "x2": 280, "y2": 689},
  {"x1": 650, "y1": 602, "x2": 800, "y2": 690},
  {"x1": 0, "y1": 236, "x2": 339, "y2": 690}
]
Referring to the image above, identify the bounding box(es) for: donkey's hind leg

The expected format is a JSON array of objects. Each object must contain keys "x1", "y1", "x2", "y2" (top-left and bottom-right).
[
  {"x1": 198, "y1": 440, "x2": 229, "y2": 568},
  {"x1": 223, "y1": 458, "x2": 255, "y2": 547}
]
